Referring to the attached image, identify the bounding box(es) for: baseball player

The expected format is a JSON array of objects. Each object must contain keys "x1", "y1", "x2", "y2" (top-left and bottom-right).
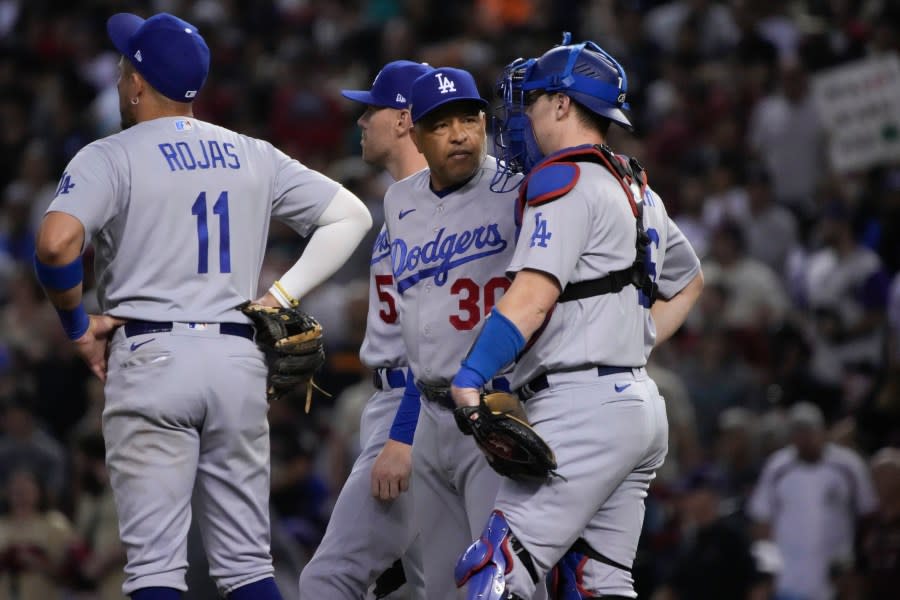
[
  {"x1": 32, "y1": 12, "x2": 371, "y2": 600},
  {"x1": 451, "y1": 35, "x2": 704, "y2": 599},
  {"x1": 298, "y1": 60, "x2": 431, "y2": 599},
  {"x1": 381, "y1": 67, "x2": 525, "y2": 599}
]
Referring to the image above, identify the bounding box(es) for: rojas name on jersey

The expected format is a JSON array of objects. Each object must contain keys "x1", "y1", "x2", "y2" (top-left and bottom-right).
[{"x1": 391, "y1": 224, "x2": 507, "y2": 293}]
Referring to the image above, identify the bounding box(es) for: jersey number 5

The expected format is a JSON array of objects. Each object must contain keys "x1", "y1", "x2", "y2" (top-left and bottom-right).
[
  {"x1": 192, "y1": 191, "x2": 231, "y2": 274},
  {"x1": 375, "y1": 274, "x2": 398, "y2": 323}
]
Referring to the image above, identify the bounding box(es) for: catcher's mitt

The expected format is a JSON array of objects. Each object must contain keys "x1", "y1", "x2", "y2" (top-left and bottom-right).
[
  {"x1": 454, "y1": 391, "x2": 559, "y2": 482},
  {"x1": 239, "y1": 302, "x2": 325, "y2": 408}
]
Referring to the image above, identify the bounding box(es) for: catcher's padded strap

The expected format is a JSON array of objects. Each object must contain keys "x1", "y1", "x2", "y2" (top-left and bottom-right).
[
  {"x1": 515, "y1": 162, "x2": 580, "y2": 228},
  {"x1": 557, "y1": 266, "x2": 640, "y2": 302},
  {"x1": 525, "y1": 162, "x2": 580, "y2": 206}
]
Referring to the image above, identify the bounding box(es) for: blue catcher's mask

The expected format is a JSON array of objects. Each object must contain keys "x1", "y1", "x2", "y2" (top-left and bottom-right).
[{"x1": 490, "y1": 32, "x2": 633, "y2": 193}]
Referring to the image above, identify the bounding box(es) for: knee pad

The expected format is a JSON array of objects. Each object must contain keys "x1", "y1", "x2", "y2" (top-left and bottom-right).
[{"x1": 455, "y1": 510, "x2": 537, "y2": 600}]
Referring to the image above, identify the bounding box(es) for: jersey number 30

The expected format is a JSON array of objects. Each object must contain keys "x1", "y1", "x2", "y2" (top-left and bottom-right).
[
  {"x1": 374, "y1": 275, "x2": 510, "y2": 331},
  {"x1": 192, "y1": 191, "x2": 231, "y2": 273}
]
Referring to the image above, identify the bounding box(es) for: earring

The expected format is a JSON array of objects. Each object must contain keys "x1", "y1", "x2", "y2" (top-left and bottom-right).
[{"x1": 131, "y1": 97, "x2": 139, "y2": 105}]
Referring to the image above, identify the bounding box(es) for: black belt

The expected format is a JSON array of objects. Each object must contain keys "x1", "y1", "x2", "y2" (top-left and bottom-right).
[
  {"x1": 418, "y1": 377, "x2": 510, "y2": 411},
  {"x1": 123, "y1": 320, "x2": 254, "y2": 340},
  {"x1": 418, "y1": 383, "x2": 456, "y2": 410},
  {"x1": 519, "y1": 365, "x2": 635, "y2": 400},
  {"x1": 373, "y1": 367, "x2": 407, "y2": 390}
]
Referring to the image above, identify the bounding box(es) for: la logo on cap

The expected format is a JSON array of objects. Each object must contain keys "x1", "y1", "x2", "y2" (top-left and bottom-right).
[{"x1": 435, "y1": 72, "x2": 456, "y2": 94}]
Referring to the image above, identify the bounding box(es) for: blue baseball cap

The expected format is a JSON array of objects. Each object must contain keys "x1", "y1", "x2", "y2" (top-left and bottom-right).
[
  {"x1": 107, "y1": 12, "x2": 210, "y2": 103},
  {"x1": 341, "y1": 60, "x2": 434, "y2": 109},
  {"x1": 410, "y1": 67, "x2": 488, "y2": 123}
]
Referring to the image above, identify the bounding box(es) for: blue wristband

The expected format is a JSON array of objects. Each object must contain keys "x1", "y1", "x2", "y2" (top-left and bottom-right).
[
  {"x1": 389, "y1": 374, "x2": 421, "y2": 445},
  {"x1": 56, "y1": 304, "x2": 89, "y2": 340},
  {"x1": 34, "y1": 253, "x2": 84, "y2": 291},
  {"x1": 452, "y1": 308, "x2": 525, "y2": 389}
]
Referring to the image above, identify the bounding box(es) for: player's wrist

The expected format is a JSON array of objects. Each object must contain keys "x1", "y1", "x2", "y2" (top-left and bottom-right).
[
  {"x1": 269, "y1": 280, "x2": 298, "y2": 307},
  {"x1": 56, "y1": 303, "x2": 90, "y2": 340},
  {"x1": 451, "y1": 366, "x2": 485, "y2": 390},
  {"x1": 455, "y1": 308, "x2": 525, "y2": 387}
]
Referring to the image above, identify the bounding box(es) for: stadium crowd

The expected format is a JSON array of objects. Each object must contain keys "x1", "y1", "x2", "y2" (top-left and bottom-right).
[{"x1": 1, "y1": 0, "x2": 899, "y2": 598}]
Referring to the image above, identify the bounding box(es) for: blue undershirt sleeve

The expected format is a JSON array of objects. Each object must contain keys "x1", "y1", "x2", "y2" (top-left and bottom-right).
[{"x1": 389, "y1": 371, "x2": 421, "y2": 445}]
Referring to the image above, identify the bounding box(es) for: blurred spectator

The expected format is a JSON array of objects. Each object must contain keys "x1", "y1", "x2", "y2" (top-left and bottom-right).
[
  {"x1": 748, "y1": 403, "x2": 878, "y2": 600},
  {"x1": 702, "y1": 220, "x2": 790, "y2": 333},
  {"x1": 673, "y1": 174, "x2": 711, "y2": 259},
  {"x1": 3, "y1": 138, "x2": 56, "y2": 235},
  {"x1": 0, "y1": 468, "x2": 76, "y2": 600},
  {"x1": 714, "y1": 407, "x2": 762, "y2": 509},
  {"x1": 647, "y1": 357, "x2": 701, "y2": 486},
  {"x1": 68, "y1": 431, "x2": 125, "y2": 600},
  {"x1": 889, "y1": 272, "x2": 900, "y2": 367},
  {"x1": 748, "y1": 58, "x2": 826, "y2": 225},
  {"x1": 323, "y1": 280, "x2": 373, "y2": 491},
  {"x1": 706, "y1": 164, "x2": 799, "y2": 275},
  {"x1": 677, "y1": 327, "x2": 761, "y2": 447},
  {"x1": 268, "y1": 396, "x2": 329, "y2": 560},
  {"x1": 800, "y1": 201, "x2": 891, "y2": 404},
  {"x1": 0, "y1": 266, "x2": 57, "y2": 364},
  {"x1": 644, "y1": 0, "x2": 740, "y2": 57},
  {"x1": 654, "y1": 466, "x2": 765, "y2": 600},
  {"x1": 0, "y1": 390, "x2": 66, "y2": 506},
  {"x1": 858, "y1": 447, "x2": 900, "y2": 600}
]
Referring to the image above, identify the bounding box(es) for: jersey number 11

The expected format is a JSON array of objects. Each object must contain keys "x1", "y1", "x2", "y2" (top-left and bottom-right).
[{"x1": 192, "y1": 190, "x2": 231, "y2": 274}]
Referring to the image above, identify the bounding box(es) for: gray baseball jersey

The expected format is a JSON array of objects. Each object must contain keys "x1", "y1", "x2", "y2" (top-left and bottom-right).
[
  {"x1": 46, "y1": 115, "x2": 343, "y2": 596},
  {"x1": 384, "y1": 157, "x2": 519, "y2": 386},
  {"x1": 384, "y1": 156, "x2": 522, "y2": 599},
  {"x1": 47, "y1": 116, "x2": 338, "y2": 321},
  {"x1": 359, "y1": 223, "x2": 407, "y2": 370},
  {"x1": 492, "y1": 160, "x2": 698, "y2": 599},
  {"x1": 509, "y1": 163, "x2": 699, "y2": 388}
]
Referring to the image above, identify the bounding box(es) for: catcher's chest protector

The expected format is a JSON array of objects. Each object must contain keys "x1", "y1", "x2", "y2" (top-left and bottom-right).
[{"x1": 515, "y1": 144, "x2": 658, "y2": 305}]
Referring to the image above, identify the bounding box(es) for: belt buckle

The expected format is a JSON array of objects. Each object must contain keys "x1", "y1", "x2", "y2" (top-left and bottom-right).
[{"x1": 419, "y1": 382, "x2": 452, "y2": 409}]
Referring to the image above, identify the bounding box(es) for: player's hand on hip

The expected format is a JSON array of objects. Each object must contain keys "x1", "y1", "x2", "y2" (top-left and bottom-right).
[
  {"x1": 73, "y1": 315, "x2": 126, "y2": 382},
  {"x1": 371, "y1": 439, "x2": 412, "y2": 501},
  {"x1": 451, "y1": 384, "x2": 481, "y2": 408}
]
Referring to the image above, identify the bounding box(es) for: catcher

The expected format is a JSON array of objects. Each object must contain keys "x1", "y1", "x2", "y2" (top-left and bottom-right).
[{"x1": 450, "y1": 34, "x2": 703, "y2": 600}]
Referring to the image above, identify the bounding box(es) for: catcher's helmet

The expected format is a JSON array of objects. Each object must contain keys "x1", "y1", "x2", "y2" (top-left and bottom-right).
[
  {"x1": 491, "y1": 33, "x2": 632, "y2": 191},
  {"x1": 526, "y1": 36, "x2": 632, "y2": 129}
]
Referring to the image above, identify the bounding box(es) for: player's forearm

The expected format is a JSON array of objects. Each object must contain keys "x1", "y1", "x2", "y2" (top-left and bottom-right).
[
  {"x1": 34, "y1": 211, "x2": 91, "y2": 337},
  {"x1": 269, "y1": 186, "x2": 373, "y2": 307},
  {"x1": 651, "y1": 269, "x2": 703, "y2": 346},
  {"x1": 495, "y1": 269, "x2": 561, "y2": 339},
  {"x1": 389, "y1": 373, "x2": 421, "y2": 444},
  {"x1": 452, "y1": 270, "x2": 559, "y2": 393}
]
